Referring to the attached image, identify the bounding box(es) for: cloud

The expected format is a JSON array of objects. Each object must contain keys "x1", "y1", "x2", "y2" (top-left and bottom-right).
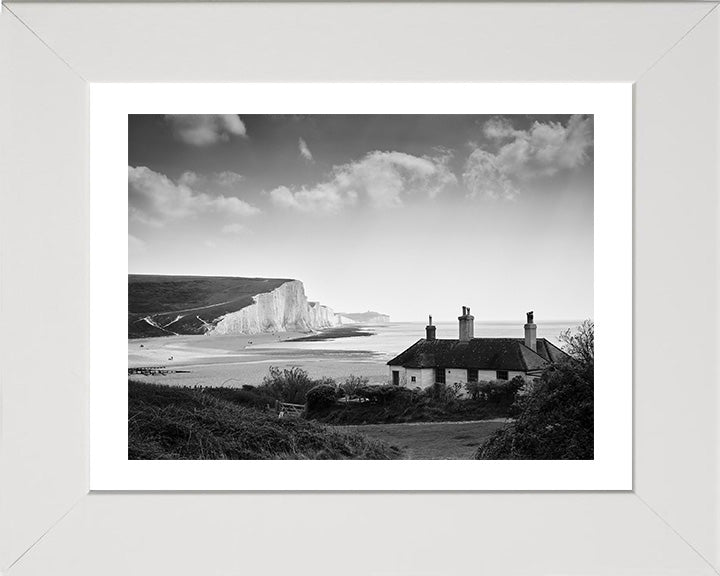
[
  {"x1": 128, "y1": 234, "x2": 146, "y2": 259},
  {"x1": 270, "y1": 150, "x2": 457, "y2": 213},
  {"x1": 164, "y1": 115, "x2": 247, "y2": 146},
  {"x1": 462, "y1": 149, "x2": 519, "y2": 200},
  {"x1": 129, "y1": 166, "x2": 260, "y2": 226},
  {"x1": 298, "y1": 138, "x2": 314, "y2": 162},
  {"x1": 221, "y1": 223, "x2": 246, "y2": 234},
  {"x1": 178, "y1": 170, "x2": 245, "y2": 190},
  {"x1": 482, "y1": 117, "x2": 522, "y2": 140},
  {"x1": 464, "y1": 115, "x2": 593, "y2": 200},
  {"x1": 269, "y1": 184, "x2": 355, "y2": 214},
  {"x1": 215, "y1": 171, "x2": 246, "y2": 186}
]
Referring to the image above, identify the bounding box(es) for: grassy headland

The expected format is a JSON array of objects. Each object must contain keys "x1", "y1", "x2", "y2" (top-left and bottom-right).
[{"x1": 128, "y1": 275, "x2": 292, "y2": 338}]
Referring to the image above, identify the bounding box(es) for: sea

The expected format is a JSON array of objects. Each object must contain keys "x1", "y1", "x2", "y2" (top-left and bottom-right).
[{"x1": 128, "y1": 320, "x2": 579, "y2": 388}]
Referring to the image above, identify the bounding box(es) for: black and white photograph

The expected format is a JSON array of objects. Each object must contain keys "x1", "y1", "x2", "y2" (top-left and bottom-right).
[{"x1": 128, "y1": 113, "x2": 594, "y2": 461}]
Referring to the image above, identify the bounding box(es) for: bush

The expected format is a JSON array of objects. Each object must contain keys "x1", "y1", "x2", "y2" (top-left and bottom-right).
[
  {"x1": 427, "y1": 382, "x2": 462, "y2": 405},
  {"x1": 465, "y1": 381, "x2": 481, "y2": 400},
  {"x1": 258, "y1": 366, "x2": 317, "y2": 404},
  {"x1": 307, "y1": 379, "x2": 518, "y2": 425},
  {"x1": 340, "y1": 375, "x2": 369, "y2": 398},
  {"x1": 306, "y1": 384, "x2": 338, "y2": 411},
  {"x1": 355, "y1": 384, "x2": 412, "y2": 405},
  {"x1": 476, "y1": 322, "x2": 594, "y2": 460},
  {"x1": 477, "y1": 376, "x2": 524, "y2": 403}
]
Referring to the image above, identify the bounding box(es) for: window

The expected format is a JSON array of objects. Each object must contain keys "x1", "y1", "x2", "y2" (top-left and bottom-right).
[
  {"x1": 496, "y1": 370, "x2": 509, "y2": 381},
  {"x1": 435, "y1": 367, "x2": 446, "y2": 384},
  {"x1": 467, "y1": 368, "x2": 478, "y2": 383},
  {"x1": 392, "y1": 370, "x2": 400, "y2": 386},
  {"x1": 411, "y1": 376, "x2": 416, "y2": 383}
]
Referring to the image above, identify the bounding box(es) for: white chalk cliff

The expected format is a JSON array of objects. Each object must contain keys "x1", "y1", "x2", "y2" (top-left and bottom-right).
[
  {"x1": 336, "y1": 311, "x2": 390, "y2": 324},
  {"x1": 208, "y1": 280, "x2": 340, "y2": 335}
]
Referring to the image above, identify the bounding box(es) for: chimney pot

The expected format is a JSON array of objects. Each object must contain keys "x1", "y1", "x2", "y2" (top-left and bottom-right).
[
  {"x1": 524, "y1": 311, "x2": 537, "y2": 352},
  {"x1": 426, "y1": 314, "x2": 436, "y2": 341},
  {"x1": 458, "y1": 305, "x2": 474, "y2": 341}
]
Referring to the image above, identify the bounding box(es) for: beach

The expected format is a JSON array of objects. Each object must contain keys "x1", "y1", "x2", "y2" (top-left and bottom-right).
[
  {"x1": 127, "y1": 321, "x2": 577, "y2": 388},
  {"x1": 128, "y1": 326, "x2": 389, "y2": 387}
]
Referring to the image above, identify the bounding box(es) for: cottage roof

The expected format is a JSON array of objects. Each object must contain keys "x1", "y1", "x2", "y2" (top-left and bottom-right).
[
  {"x1": 534, "y1": 338, "x2": 569, "y2": 364},
  {"x1": 386, "y1": 337, "x2": 568, "y2": 372}
]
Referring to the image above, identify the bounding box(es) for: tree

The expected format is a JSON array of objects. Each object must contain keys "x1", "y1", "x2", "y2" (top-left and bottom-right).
[
  {"x1": 559, "y1": 319, "x2": 594, "y2": 366},
  {"x1": 476, "y1": 321, "x2": 594, "y2": 460}
]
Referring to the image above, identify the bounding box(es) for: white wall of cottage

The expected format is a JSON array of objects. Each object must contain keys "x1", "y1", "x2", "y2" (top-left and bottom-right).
[{"x1": 388, "y1": 366, "x2": 529, "y2": 390}]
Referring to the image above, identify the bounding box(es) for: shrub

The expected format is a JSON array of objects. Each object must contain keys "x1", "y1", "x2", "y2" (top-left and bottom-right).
[
  {"x1": 315, "y1": 377, "x2": 340, "y2": 395},
  {"x1": 465, "y1": 381, "x2": 482, "y2": 400},
  {"x1": 355, "y1": 384, "x2": 412, "y2": 405},
  {"x1": 517, "y1": 379, "x2": 541, "y2": 397},
  {"x1": 305, "y1": 384, "x2": 338, "y2": 411},
  {"x1": 258, "y1": 366, "x2": 317, "y2": 404},
  {"x1": 340, "y1": 375, "x2": 369, "y2": 398},
  {"x1": 477, "y1": 376, "x2": 524, "y2": 403},
  {"x1": 427, "y1": 382, "x2": 461, "y2": 405}
]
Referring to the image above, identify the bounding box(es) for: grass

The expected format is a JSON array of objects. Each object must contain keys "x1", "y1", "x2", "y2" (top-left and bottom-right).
[
  {"x1": 336, "y1": 420, "x2": 509, "y2": 459},
  {"x1": 128, "y1": 380, "x2": 401, "y2": 460}
]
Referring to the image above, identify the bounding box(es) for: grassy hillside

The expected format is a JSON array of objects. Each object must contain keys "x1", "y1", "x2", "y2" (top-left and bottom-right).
[
  {"x1": 129, "y1": 381, "x2": 401, "y2": 460},
  {"x1": 128, "y1": 275, "x2": 293, "y2": 338},
  {"x1": 338, "y1": 421, "x2": 508, "y2": 459}
]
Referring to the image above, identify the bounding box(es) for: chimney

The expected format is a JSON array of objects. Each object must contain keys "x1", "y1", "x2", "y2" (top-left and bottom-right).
[
  {"x1": 458, "y1": 306, "x2": 474, "y2": 341},
  {"x1": 425, "y1": 315, "x2": 436, "y2": 340},
  {"x1": 524, "y1": 310, "x2": 537, "y2": 352}
]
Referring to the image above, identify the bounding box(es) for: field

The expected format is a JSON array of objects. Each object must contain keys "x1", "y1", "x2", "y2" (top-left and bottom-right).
[{"x1": 336, "y1": 420, "x2": 509, "y2": 459}]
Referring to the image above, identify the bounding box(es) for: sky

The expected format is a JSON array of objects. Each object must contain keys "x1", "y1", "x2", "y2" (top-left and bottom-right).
[{"x1": 128, "y1": 114, "x2": 594, "y2": 322}]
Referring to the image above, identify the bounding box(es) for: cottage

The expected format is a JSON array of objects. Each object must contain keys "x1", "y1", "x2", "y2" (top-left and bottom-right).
[{"x1": 387, "y1": 307, "x2": 568, "y2": 388}]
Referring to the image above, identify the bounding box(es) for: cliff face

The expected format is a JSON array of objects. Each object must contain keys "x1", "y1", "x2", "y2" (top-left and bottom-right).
[
  {"x1": 128, "y1": 275, "x2": 340, "y2": 338},
  {"x1": 210, "y1": 280, "x2": 339, "y2": 335},
  {"x1": 336, "y1": 311, "x2": 390, "y2": 324},
  {"x1": 307, "y1": 301, "x2": 340, "y2": 330}
]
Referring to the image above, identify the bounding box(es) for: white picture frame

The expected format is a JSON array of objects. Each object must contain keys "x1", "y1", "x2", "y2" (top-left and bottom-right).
[{"x1": 1, "y1": 2, "x2": 719, "y2": 574}]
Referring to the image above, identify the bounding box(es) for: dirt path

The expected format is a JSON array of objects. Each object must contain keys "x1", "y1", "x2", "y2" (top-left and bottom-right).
[{"x1": 337, "y1": 419, "x2": 510, "y2": 459}]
